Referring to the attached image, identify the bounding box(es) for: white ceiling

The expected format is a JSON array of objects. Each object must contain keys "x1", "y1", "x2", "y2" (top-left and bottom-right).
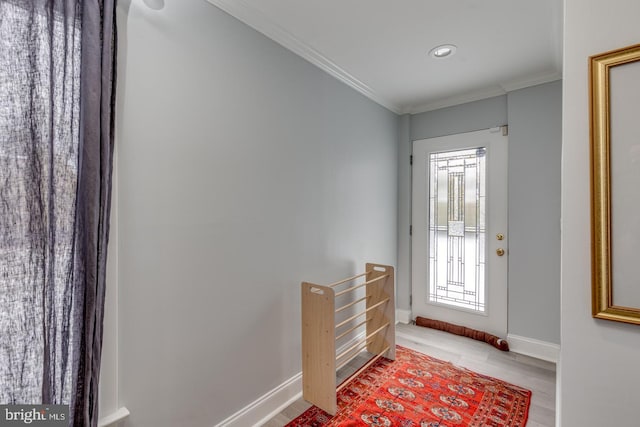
[{"x1": 206, "y1": 0, "x2": 563, "y2": 114}]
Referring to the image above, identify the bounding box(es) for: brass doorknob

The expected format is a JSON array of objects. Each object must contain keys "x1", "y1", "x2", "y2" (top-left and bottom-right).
[
  {"x1": 496, "y1": 248, "x2": 505, "y2": 256},
  {"x1": 496, "y1": 233, "x2": 504, "y2": 241}
]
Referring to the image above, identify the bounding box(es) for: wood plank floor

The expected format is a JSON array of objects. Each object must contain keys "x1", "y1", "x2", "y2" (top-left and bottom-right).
[{"x1": 264, "y1": 323, "x2": 556, "y2": 426}]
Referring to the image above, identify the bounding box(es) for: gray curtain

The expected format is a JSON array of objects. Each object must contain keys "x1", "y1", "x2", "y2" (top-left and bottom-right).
[{"x1": 0, "y1": 1, "x2": 116, "y2": 426}]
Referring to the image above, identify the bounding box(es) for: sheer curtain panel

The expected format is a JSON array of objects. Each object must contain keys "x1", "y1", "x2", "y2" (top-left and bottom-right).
[{"x1": 0, "y1": 1, "x2": 117, "y2": 426}]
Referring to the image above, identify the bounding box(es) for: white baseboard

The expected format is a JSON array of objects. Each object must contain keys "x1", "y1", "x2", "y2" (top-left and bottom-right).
[
  {"x1": 214, "y1": 333, "x2": 366, "y2": 427},
  {"x1": 98, "y1": 407, "x2": 130, "y2": 427},
  {"x1": 507, "y1": 334, "x2": 560, "y2": 363},
  {"x1": 396, "y1": 309, "x2": 412, "y2": 324},
  {"x1": 213, "y1": 372, "x2": 302, "y2": 427}
]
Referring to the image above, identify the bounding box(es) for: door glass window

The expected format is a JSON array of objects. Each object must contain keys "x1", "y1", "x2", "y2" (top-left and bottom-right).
[{"x1": 428, "y1": 148, "x2": 486, "y2": 312}]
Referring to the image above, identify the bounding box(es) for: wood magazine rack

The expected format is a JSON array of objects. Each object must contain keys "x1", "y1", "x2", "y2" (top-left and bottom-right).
[{"x1": 301, "y1": 263, "x2": 395, "y2": 415}]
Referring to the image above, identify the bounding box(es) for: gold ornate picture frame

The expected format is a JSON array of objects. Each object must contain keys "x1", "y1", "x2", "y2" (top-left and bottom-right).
[{"x1": 590, "y1": 43, "x2": 640, "y2": 325}]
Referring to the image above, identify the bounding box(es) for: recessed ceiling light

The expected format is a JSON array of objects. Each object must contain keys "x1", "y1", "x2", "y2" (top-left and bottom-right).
[{"x1": 429, "y1": 44, "x2": 457, "y2": 58}]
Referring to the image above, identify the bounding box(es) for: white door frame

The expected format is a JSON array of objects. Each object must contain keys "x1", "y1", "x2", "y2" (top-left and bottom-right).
[{"x1": 411, "y1": 127, "x2": 508, "y2": 337}]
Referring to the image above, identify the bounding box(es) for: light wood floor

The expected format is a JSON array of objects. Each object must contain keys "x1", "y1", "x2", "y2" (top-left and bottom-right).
[{"x1": 264, "y1": 322, "x2": 556, "y2": 426}]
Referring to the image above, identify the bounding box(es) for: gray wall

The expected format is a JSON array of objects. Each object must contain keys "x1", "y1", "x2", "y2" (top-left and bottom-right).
[
  {"x1": 410, "y1": 96, "x2": 508, "y2": 142},
  {"x1": 507, "y1": 81, "x2": 561, "y2": 344},
  {"x1": 561, "y1": 0, "x2": 640, "y2": 424},
  {"x1": 114, "y1": 1, "x2": 398, "y2": 425},
  {"x1": 399, "y1": 85, "x2": 561, "y2": 344}
]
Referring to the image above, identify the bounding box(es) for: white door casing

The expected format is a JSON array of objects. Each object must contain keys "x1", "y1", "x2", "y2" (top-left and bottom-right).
[{"x1": 411, "y1": 128, "x2": 508, "y2": 337}]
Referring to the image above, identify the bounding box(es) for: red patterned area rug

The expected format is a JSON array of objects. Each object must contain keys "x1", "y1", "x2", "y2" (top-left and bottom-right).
[{"x1": 287, "y1": 346, "x2": 531, "y2": 427}]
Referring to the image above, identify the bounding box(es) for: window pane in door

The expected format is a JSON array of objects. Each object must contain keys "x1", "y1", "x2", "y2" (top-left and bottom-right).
[{"x1": 428, "y1": 147, "x2": 486, "y2": 312}]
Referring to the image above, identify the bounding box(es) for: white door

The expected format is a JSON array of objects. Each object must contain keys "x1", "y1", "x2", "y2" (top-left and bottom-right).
[{"x1": 411, "y1": 128, "x2": 508, "y2": 337}]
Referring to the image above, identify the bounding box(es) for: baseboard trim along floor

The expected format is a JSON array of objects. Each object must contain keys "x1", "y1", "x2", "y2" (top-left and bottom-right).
[
  {"x1": 213, "y1": 332, "x2": 366, "y2": 427},
  {"x1": 506, "y1": 333, "x2": 560, "y2": 363},
  {"x1": 98, "y1": 407, "x2": 130, "y2": 427},
  {"x1": 396, "y1": 309, "x2": 411, "y2": 324},
  {"x1": 214, "y1": 373, "x2": 302, "y2": 427}
]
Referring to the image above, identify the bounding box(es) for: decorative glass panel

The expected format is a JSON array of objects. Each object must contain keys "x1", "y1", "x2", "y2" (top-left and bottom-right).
[{"x1": 428, "y1": 147, "x2": 486, "y2": 312}]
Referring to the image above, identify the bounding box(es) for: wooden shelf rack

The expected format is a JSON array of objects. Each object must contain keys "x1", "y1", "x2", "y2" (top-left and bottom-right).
[{"x1": 301, "y1": 263, "x2": 395, "y2": 415}]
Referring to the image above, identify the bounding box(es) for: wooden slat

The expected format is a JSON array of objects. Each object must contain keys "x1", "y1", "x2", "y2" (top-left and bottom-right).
[
  {"x1": 301, "y1": 282, "x2": 336, "y2": 415},
  {"x1": 335, "y1": 298, "x2": 389, "y2": 330},
  {"x1": 367, "y1": 322, "x2": 391, "y2": 343},
  {"x1": 336, "y1": 346, "x2": 391, "y2": 393},
  {"x1": 336, "y1": 322, "x2": 390, "y2": 363},
  {"x1": 334, "y1": 274, "x2": 389, "y2": 297},
  {"x1": 327, "y1": 272, "x2": 368, "y2": 288},
  {"x1": 335, "y1": 342, "x2": 369, "y2": 371},
  {"x1": 366, "y1": 264, "x2": 396, "y2": 360},
  {"x1": 335, "y1": 296, "x2": 368, "y2": 314},
  {"x1": 335, "y1": 319, "x2": 367, "y2": 342},
  {"x1": 335, "y1": 309, "x2": 366, "y2": 330},
  {"x1": 335, "y1": 337, "x2": 368, "y2": 362}
]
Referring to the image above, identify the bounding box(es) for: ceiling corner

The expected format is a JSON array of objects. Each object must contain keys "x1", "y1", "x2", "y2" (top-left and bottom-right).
[
  {"x1": 205, "y1": 0, "x2": 403, "y2": 115},
  {"x1": 407, "y1": 86, "x2": 508, "y2": 115}
]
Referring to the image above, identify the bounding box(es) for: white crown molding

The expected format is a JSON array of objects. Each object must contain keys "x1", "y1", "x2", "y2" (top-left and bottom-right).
[
  {"x1": 206, "y1": 0, "x2": 403, "y2": 115},
  {"x1": 499, "y1": 71, "x2": 563, "y2": 93},
  {"x1": 406, "y1": 85, "x2": 507, "y2": 115},
  {"x1": 406, "y1": 71, "x2": 563, "y2": 115}
]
